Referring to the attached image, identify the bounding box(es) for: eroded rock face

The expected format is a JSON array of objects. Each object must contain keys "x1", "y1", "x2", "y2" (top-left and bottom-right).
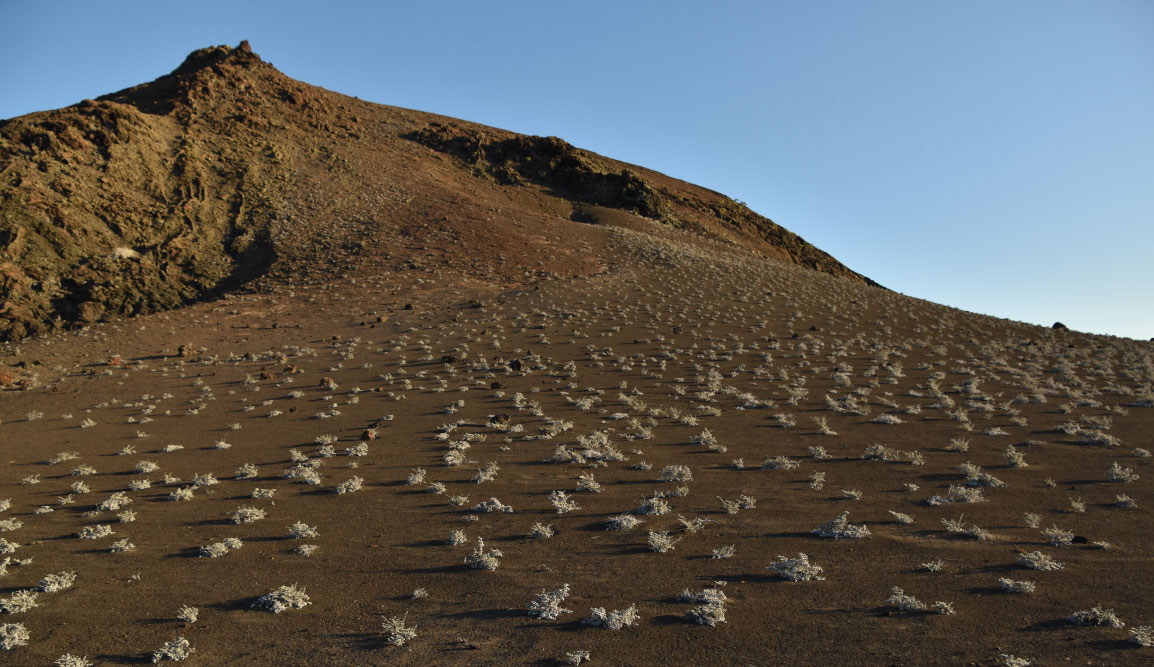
[
  {"x1": 411, "y1": 124, "x2": 670, "y2": 220},
  {"x1": 0, "y1": 43, "x2": 283, "y2": 341}
]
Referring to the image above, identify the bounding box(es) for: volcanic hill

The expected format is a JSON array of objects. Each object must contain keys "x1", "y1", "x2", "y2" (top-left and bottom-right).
[
  {"x1": 0, "y1": 42, "x2": 1151, "y2": 667},
  {"x1": 0, "y1": 40, "x2": 872, "y2": 343}
]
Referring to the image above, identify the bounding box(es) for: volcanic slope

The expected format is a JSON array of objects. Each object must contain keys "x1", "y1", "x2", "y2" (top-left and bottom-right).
[
  {"x1": 0, "y1": 40, "x2": 871, "y2": 344},
  {"x1": 0, "y1": 223, "x2": 1152, "y2": 665}
]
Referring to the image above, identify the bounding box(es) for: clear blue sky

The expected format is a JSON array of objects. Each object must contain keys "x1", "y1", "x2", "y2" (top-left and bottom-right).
[{"x1": 3, "y1": 1, "x2": 1152, "y2": 339}]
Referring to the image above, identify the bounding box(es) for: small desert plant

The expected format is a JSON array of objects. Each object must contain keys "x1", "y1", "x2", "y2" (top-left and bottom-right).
[
  {"x1": 176, "y1": 605, "x2": 199, "y2": 623},
  {"x1": 718, "y1": 497, "x2": 742, "y2": 514},
  {"x1": 54, "y1": 655, "x2": 94, "y2": 667},
  {"x1": 768, "y1": 553, "x2": 825, "y2": 581},
  {"x1": 78, "y1": 525, "x2": 114, "y2": 540},
  {"x1": 471, "y1": 462, "x2": 501, "y2": 484},
  {"x1": 885, "y1": 586, "x2": 954, "y2": 614},
  {"x1": 998, "y1": 578, "x2": 1036, "y2": 594},
  {"x1": 659, "y1": 464, "x2": 693, "y2": 482},
  {"x1": 549, "y1": 490, "x2": 580, "y2": 513},
  {"x1": 690, "y1": 429, "x2": 718, "y2": 448},
  {"x1": 959, "y1": 462, "x2": 1005, "y2": 487},
  {"x1": 888, "y1": 511, "x2": 914, "y2": 524},
  {"x1": 381, "y1": 612, "x2": 418, "y2": 646},
  {"x1": 1004, "y1": 445, "x2": 1028, "y2": 468},
  {"x1": 1043, "y1": 525, "x2": 1074, "y2": 547},
  {"x1": 0, "y1": 589, "x2": 39, "y2": 613},
  {"x1": 862, "y1": 444, "x2": 903, "y2": 462},
  {"x1": 678, "y1": 584, "x2": 727, "y2": 605},
  {"x1": 575, "y1": 472, "x2": 602, "y2": 493},
  {"x1": 685, "y1": 601, "x2": 727, "y2": 626},
  {"x1": 582, "y1": 605, "x2": 640, "y2": 630},
  {"x1": 529, "y1": 523, "x2": 555, "y2": 539},
  {"x1": 251, "y1": 584, "x2": 311, "y2": 613},
  {"x1": 151, "y1": 636, "x2": 194, "y2": 662},
  {"x1": 49, "y1": 451, "x2": 81, "y2": 465},
  {"x1": 231, "y1": 506, "x2": 267, "y2": 524},
  {"x1": 941, "y1": 516, "x2": 992, "y2": 540},
  {"x1": 135, "y1": 460, "x2": 160, "y2": 474},
  {"x1": 464, "y1": 537, "x2": 502, "y2": 570},
  {"x1": 1017, "y1": 551, "x2": 1063, "y2": 571},
  {"x1": 169, "y1": 487, "x2": 194, "y2": 502},
  {"x1": 336, "y1": 476, "x2": 364, "y2": 494},
  {"x1": 761, "y1": 456, "x2": 799, "y2": 470},
  {"x1": 606, "y1": 514, "x2": 643, "y2": 531},
  {"x1": 927, "y1": 485, "x2": 986, "y2": 505},
  {"x1": 287, "y1": 522, "x2": 319, "y2": 539},
  {"x1": 677, "y1": 515, "x2": 715, "y2": 533},
  {"x1": 812, "y1": 511, "x2": 870, "y2": 539},
  {"x1": 472, "y1": 497, "x2": 513, "y2": 513},
  {"x1": 634, "y1": 494, "x2": 670, "y2": 516},
  {"x1": 808, "y1": 445, "x2": 831, "y2": 459},
  {"x1": 527, "y1": 583, "x2": 573, "y2": 620},
  {"x1": 97, "y1": 492, "x2": 132, "y2": 512},
  {"x1": 0, "y1": 622, "x2": 29, "y2": 650},
  {"x1": 199, "y1": 540, "x2": 239, "y2": 558},
  {"x1": 812, "y1": 416, "x2": 837, "y2": 436},
  {"x1": 946, "y1": 437, "x2": 970, "y2": 452},
  {"x1": 39, "y1": 571, "x2": 77, "y2": 592},
  {"x1": 1068, "y1": 606, "x2": 1124, "y2": 628},
  {"x1": 1106, "y1": 462, "x2": 1139, "y2": 483},
  {"x1": 712, "y1": 544, "x2": 736, "y2": 559},
  {"x1": 1129, "y1": 626, "x2": 1154, "y2": 647},
  {"x1": 647, "y1": 531, "x2": 680, "y2": 553}
]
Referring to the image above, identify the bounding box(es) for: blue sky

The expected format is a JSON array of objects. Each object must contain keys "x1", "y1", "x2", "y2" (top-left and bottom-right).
[{"x1": 3, "y1": 1, "x2": 1152, "y2": 339}]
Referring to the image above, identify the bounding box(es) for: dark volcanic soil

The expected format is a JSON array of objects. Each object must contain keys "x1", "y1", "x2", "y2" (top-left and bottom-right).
[{"x1": 0, "y1": 221, "x2": 1151, "y2": 665}]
